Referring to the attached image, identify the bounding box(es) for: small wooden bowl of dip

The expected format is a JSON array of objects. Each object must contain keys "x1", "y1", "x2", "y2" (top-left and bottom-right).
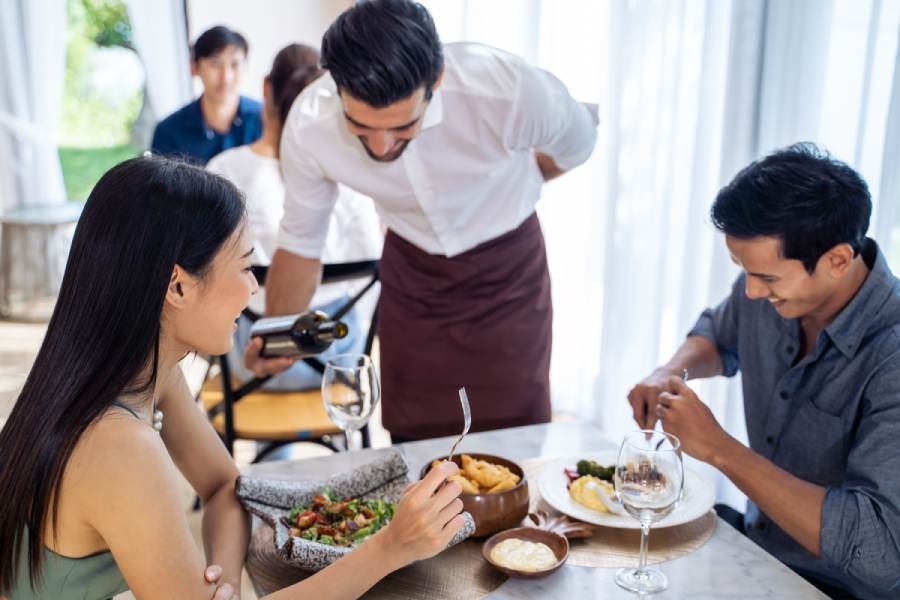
[{"x1": 481, "y1": 526, "x2": 569, "y2": 578}]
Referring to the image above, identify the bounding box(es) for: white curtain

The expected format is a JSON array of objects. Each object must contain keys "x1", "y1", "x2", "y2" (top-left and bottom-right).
[
  {"x1": 125, "y1": 0, "x2": 193, "y2": 123},
  {"x1": 420, "y1": 0, "x2": 900, "y2": 506},
  {"x1": 0, "y1": 0, "x2": 67, "y2": 210}
]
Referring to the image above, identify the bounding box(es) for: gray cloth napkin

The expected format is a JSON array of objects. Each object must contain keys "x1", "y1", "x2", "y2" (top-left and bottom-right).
[{"x1": 236, "y1": 447, "x2": 475, "y2": 570}]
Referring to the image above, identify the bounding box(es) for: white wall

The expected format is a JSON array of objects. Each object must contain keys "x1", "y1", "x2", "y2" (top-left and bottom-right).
[{"x1": 185, "y1": 0, "x2": 352, "y2": 100}]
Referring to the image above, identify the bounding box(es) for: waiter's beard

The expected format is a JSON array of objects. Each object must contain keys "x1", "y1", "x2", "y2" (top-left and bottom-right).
[{"x1": 359, "y1": 137, "x2": 411, "y2": 163}]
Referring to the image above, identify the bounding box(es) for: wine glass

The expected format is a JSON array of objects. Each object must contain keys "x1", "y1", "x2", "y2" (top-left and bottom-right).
[
  {"x1": 614, "y1": 429, "x2": 684, "y2": 594},
  {"x1": 321, "y1": 353, "x2": 380, "y2": 451}
]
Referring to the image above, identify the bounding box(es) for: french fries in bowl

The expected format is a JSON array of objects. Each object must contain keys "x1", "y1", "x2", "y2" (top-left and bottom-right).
[{"x1": 422, "y1": 453, "x2": 529, "y2": 537}]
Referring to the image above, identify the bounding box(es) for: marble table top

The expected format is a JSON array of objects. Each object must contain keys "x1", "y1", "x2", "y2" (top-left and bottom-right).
[{"x1": 242, "y1": 421, "x2": 826, "y2": 599}]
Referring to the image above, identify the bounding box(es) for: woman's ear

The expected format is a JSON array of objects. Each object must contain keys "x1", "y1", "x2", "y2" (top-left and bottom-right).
[{"x1": 165, "y1": 265, "x2": 190, "y2": 309}]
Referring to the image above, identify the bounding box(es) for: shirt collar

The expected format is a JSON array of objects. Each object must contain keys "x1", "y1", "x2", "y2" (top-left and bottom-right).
[
  {"x1": 197, "y1": 95, "x2": 248, "y2": 139},
  {"x1": 824, "y1": 238, "x2": 896, "y2": 359},
  {"x1": 420, "y1": 88, "x2": 443, "y2": 130}
]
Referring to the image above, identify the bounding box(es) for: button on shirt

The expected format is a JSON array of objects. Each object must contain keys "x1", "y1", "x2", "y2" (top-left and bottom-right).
[
  {"x1": 689, "y1": 239, "x2": 900, "y2": 599},
  {"x1": 277, "y1": 42, "x2": 598, "y2": 259},
  {"x1": 151, "y1": 96, "x2": 263, "y2": 165}
]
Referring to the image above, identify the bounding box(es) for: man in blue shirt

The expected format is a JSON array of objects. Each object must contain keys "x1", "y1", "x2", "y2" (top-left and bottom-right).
[
  {"x1": 151, "y1": 26, "x2": 262, "y2": 165},
  {"x1": 628, "y1": 143, "x2": 900, "y2": 599}
]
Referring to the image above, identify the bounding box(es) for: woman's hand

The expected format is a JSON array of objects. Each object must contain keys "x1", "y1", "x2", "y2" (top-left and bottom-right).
[
  {"x1": 375, "y1": 460, "x2": 465, "y2": 568},
  {"x1": 204, "y1": 564, "x2": 239, "y2": 600}
]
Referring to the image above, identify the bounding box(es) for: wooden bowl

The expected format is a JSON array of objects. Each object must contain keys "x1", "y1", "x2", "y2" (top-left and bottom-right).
[
  {"x1": 420, "y1": 453, "x2": 530, "y2": 537},
  {"x1": 481, "y1": 526, "x2": 569, "y2": 578}
]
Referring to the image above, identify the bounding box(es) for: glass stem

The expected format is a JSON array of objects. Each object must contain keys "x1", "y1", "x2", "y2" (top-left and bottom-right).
[
  {"x1": 344, "y1": 428, "x2": 354, "y2": 452},
  {"x1": 637, "y1": 521, "x2": 651, "y2": 576}
]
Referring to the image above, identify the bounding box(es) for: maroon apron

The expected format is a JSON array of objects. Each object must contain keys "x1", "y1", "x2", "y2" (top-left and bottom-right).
[{"x1": 378, "y1": 213, "x2": 552, "y2": 440}]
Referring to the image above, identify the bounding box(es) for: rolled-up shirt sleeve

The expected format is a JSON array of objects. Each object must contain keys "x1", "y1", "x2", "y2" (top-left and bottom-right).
[
  {"x1": 819, "y1": 357, "x2": 900, "y2": 593},
  {"x1": 687, "y1": 275, "x2": 743, "y2": 377},
  {"x1": 277, "y1": 122, "x2": 338, "y2": 259},
  {"x1": 505, "y1": 62, "x2": 598, "y2": 171}
]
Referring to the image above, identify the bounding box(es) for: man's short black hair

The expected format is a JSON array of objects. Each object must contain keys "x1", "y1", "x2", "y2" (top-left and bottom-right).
[
  {"x1": 711, "y1": 142, "x2": 872, "y2": 273},
  {"x1": 321, "y1": 0, "x2": 443, "y2": 108},
  {"x1": 192, "y1": 25, "x2": 248, "y2": 62}
]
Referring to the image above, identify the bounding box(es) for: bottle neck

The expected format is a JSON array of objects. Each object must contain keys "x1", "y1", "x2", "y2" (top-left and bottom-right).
[{"x1": 292, "y1": 311, "x2": 348, "y2": 342}]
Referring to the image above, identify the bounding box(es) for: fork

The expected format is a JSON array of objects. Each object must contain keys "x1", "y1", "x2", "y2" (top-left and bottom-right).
[
  {"x1": 447, "y1": 387, "x2": 471, "y2": 462},
  {"x1": 655, "y1": 369, "x2": 689, "y2": 450}
]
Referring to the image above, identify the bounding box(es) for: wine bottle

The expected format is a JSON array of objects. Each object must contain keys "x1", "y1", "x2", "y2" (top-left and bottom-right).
[{"x1": 249, "y1": 310, "x2": 349, "y2": 358}]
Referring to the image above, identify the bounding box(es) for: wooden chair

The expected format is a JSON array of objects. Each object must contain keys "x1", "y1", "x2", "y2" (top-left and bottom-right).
[{"x1": 200, "y1": 261, "x2": 379, "y2": 462}]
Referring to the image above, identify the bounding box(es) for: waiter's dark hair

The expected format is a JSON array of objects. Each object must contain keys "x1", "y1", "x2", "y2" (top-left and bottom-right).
[
  {"x1": 268, "y1": 43, "x2": 324, "y2": 125},
  {"x1": 321, "y1": 0, "x2": 443, "y2": 108},
  {"x1": 711, "y1": 142, "x2": 871, "y2": 273},
  {"x1": 0, "y1": 156, "x2": 245, "y2": 594},
  {"x1": 192, "y1": 25, "x2": 249, "y2": 61}
]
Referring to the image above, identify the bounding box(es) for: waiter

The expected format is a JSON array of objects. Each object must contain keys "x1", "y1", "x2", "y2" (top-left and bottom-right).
[{"x1": 246, "y1": 0, "x2": 597, "y2": 441}]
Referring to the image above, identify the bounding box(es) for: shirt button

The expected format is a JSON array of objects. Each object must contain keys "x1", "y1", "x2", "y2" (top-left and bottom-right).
[
  {"x1": 766, "y1": 436, "x2": 775, "y2": 445},
  {"x1": 779, "y1": 391, "x2": 789, "y2": 400},
  {"x1": 855, "y1": 548, "x2": 862, "y2": 558},
  {"x1": 786, "y1": 345, "x2": 794, "y2": 354}
]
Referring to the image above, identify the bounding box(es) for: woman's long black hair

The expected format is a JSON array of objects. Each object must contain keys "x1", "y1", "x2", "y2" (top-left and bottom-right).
[{"x1": 0, "y1": 156, "x2": 245, "y2": 593}]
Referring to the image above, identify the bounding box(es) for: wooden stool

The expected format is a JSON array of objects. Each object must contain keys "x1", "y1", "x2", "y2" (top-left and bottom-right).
[{"x1": 0, "y1": 203, "x2": 82, "y2": 320}]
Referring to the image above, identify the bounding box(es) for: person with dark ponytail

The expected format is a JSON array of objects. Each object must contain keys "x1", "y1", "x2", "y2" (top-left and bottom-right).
[
  {"x1": 0, "y1": 156, "x2": 463, "y2": 599},
  {"x1": 208, "y1": 44, "x2": 382, "y2": 390}
]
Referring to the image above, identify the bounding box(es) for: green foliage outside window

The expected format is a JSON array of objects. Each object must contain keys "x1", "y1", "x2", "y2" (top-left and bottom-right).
[{"x1": 59, "y1": 0, "x2": 143, "y2": 200}]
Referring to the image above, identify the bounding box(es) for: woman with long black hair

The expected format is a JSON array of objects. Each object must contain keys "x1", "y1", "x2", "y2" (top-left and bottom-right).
[{"x1": 0, "y1": 156, "x2": 464, "y2": 599}]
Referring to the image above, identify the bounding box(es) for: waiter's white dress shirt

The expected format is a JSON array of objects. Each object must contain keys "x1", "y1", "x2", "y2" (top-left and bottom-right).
[
  {"x1": 207, "y1": 144, "x2": 382, "y2": 308},
  {"x1": 279, "y1": 41, "x2": 598, "y2": 259}
]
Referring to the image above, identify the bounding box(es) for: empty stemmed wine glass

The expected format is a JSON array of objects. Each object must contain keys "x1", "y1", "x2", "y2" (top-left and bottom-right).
[
  {"x1": 614, "y1": 429, "x2": 684, "y2": 594},
  {"x1": 321, "y1": 353, "x2": 380, "y2": 451}
]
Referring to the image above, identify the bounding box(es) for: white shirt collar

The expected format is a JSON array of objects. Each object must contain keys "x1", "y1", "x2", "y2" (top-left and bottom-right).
[
  {"x1": 279, "y1": 42, "x2": 597, "y2": 258},
  {"x1": 420, "y1": 87, "x2": 443, "y2": 130}
]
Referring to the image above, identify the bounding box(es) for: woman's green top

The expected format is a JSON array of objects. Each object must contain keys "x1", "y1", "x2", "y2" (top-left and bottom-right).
[
  {"x1": 9, "y1": 401, "x2": 152, "y2": 599},
  {"x1": 9, "y1": 530, "x2": 128, "y2": 600}
]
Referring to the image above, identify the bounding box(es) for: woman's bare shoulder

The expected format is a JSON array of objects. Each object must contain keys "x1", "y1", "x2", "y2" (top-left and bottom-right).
[
  {"x1": 66, "y1": 411, "x2": 181, "y2": 509},
  {"x1": 59, "y1": 411, "x2": 216, "y2": 598}
]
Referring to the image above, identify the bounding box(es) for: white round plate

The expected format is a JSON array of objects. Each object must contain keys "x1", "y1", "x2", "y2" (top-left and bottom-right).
[{"x1": 537, "y1": 452, "x2": 716, "y2": 529}]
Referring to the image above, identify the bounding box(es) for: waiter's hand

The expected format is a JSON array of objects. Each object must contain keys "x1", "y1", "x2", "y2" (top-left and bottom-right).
[
  {"x1": 627, "y1": 367, "x2": 680, "y2": 429},
  {"x1": 243, "y1": 337, "x2": 296, "y2": 378},
  {"x1": 656, "y1": 376, "x2": 729, "y2": 463}
]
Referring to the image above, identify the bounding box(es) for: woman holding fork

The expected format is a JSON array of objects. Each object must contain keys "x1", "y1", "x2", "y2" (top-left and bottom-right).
[{"x1": 0, "y1": 156, "x2": 464, "y2": 600}]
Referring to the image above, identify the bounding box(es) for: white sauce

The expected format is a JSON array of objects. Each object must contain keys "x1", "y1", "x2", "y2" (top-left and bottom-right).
[{"x1": 490, "y1": 538, "x2": 558, "y2": 572}]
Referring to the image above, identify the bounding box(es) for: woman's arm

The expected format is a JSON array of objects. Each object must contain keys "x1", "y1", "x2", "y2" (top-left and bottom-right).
[
  {"x1": 157, "y1": 365, "x2": 249, "y2": 593},
  {"x1": 80, "y1": 419, "x2": 235, "y2": 599},
  {"x1": 81, "y1": 405, "x2": 463, "y2": 599}
]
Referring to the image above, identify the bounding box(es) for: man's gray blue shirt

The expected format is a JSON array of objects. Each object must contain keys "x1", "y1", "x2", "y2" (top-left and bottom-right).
[{"x1": 689, "y1": 239, "x2": 900, "y2": 599}]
